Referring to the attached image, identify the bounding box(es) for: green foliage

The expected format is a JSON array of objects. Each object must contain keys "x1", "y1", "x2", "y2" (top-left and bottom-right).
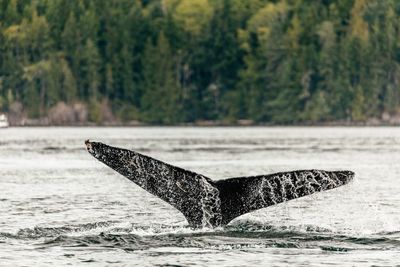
[
  {"x1": 88, "y1": 99, "x2": 102, "y2": 123},
  {"x1": 172, "y1": 0, "x2": 213, "y2": 35},
  {"x1": 1, "y1": 0, "x2": 400, "y2": 124},
  {"x1": 81, "y1": 39, "x2": 100, "y2": 100},
  {"x1": 141, "y1": 32, "x2": 183, "y2": 124},
  {"x1": 351, "y1": 86, "x2": 366, "y2": 121}
]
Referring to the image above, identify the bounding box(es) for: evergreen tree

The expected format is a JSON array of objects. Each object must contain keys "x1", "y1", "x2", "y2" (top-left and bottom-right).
[
  {"x1": 4, "y1": 0, "x2": 18, "y2": 24},
  {"x1": 81, "y1": 39, "x2": 100, "y2": 101},
  {"x1": 141, "y1": 32, "x2": 183, "y2": 123}
]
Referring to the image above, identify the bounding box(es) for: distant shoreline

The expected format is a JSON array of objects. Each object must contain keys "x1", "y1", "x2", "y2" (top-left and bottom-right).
[{"x1": 7, "y1": 119, "x2": 400, "y2": 127}]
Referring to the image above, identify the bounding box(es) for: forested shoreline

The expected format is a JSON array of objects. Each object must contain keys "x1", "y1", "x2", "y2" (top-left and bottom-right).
[{"x1": 1, "y1": 0, "x2": 400, "y2": 126}]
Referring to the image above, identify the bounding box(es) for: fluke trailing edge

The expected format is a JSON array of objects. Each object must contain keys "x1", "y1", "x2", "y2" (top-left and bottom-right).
[{"x1": 85, "y1": 140, "x2": 354, "y2": 228}]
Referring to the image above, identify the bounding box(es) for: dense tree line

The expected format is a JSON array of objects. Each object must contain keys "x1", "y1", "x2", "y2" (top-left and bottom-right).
[{"x1": 0, "y1": 0, "x2": 399, "y2": 124}]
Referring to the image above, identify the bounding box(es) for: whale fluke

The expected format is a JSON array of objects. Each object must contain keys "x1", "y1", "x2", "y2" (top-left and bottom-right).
[{"x1": 85, "y1": 141, "x2": 354, "y2": 228}]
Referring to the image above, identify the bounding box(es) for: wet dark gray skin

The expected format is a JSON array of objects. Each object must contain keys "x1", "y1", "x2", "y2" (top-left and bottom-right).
[{"x1": 85, "y1": 140, "x2": 354, "y2": 228}]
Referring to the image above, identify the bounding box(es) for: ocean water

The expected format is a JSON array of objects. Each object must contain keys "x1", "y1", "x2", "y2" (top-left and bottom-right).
[{"x1": 1, "y1": 127, "x2": 400, "y2": 266}]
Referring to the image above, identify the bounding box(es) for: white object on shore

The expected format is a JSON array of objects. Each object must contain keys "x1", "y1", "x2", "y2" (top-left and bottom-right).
[{"x1": 0, "y1": 114, "x2": 9, "y2": 128}]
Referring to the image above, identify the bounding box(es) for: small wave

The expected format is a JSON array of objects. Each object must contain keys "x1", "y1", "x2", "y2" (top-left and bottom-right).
[
  {"x1": 42, "y1": 232, "x2": 141, "y2": 248},
  {"x1": 43, "y1": 146, "x2": 65, "y2": 151},
  {"x1": 377, "y1": 230, "x2": 400, "y2": 236},
  {"x1": 225, "y1": 220, "x2": 333, "y2": 234},
  {"x1": 40, "y1": 231, "x2": 208, "y2": 251},
  {"x1": 2, "y1": 221, "x2": 117, "y2": 240},
  {"x1": 320, "y1": 246, "x2": 351, "y2": 252}
]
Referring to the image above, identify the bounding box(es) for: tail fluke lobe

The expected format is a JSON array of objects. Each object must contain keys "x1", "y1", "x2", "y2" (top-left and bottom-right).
[
  {"x1": 214, "y1": 170, "x2": 354, "y2": 225},
  {"x1": 85, "y1": 141, "x2": 222, "y2": 228}
]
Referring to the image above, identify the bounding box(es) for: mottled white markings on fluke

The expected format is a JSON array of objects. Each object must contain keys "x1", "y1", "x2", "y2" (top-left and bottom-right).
[
  {"x1": 176, "y1": 181, "x2": 187, "y2": 192},
  {"x1": 85, "y1": 141, "x2": 354, "y2": 228}
]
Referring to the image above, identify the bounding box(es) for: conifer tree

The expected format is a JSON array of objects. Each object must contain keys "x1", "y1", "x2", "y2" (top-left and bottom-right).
[
  {"x1": 81, "y1": 39, "x2": 100, "y2": 101},
  {"x1": 141, "y1": 32, "x2": 182, "y2": 123}
]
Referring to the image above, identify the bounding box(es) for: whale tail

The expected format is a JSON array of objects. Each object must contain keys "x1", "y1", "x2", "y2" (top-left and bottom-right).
[{"x1": 85, "y1": 141, "x2": 354, "y2": 228}]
